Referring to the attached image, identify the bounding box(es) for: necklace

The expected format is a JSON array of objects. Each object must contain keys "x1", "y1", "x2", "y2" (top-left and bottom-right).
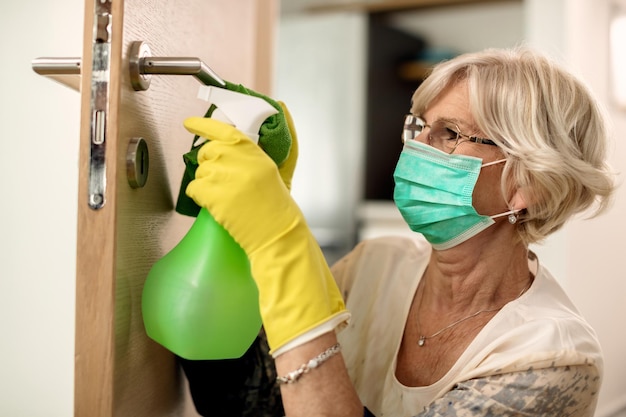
[{"x1": 416, "y1": 278, "x2": 533, "y2": 347}]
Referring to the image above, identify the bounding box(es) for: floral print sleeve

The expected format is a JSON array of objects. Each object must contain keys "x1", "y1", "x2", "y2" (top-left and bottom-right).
[{"x1": 418, "y1": 365, "x2": 600, "y2": 417}]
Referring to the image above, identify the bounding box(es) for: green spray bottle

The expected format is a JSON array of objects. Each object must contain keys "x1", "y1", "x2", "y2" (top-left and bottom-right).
[{"x1": 142, "y1": 86, "x2": 286, "y2": 360}]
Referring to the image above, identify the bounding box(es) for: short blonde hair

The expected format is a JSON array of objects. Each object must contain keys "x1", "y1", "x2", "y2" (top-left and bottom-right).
[{"x1": 411, "y1": 46, "x2": 615, "y2": 245}]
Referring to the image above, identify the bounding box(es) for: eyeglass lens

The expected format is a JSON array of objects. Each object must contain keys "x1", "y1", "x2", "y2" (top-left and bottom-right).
[{"x1": 403, "y1": 115, "x2": 460, "y2": 153}]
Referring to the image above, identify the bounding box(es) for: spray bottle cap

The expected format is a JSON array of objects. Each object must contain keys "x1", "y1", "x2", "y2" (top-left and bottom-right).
[{"x1": 197, "y1": 86, "x2": 278, "y2": 143}]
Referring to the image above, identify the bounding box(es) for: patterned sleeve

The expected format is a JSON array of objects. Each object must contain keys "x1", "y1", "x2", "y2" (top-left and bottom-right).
[{"x1": 417, "y1": 365, "x2": 601, "y2": 417}]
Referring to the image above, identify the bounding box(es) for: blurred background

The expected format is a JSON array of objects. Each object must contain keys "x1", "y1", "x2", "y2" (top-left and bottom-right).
[{"x1": 1, "y1": 0, "x2": 625, "y2": 416}]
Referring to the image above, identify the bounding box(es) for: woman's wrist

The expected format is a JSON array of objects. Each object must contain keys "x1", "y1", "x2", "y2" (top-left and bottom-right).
[
  {"x1": 274, "y1": 332, "x2": 363, "y2": 417},
  {"x1": 276, "y1": 343, "x2": 342, "y2": 384}
]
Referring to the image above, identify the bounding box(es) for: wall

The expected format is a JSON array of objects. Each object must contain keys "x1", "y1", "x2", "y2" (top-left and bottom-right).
[
  {"x1": 275, "y1": 12, "x2": 368, "y2": 263},
  {"x1": 390, "y1": 1, "x2": 524, "y2": 52},
  {"x1": 0, "y1": 1, "x2": 81, "y2": 416}
]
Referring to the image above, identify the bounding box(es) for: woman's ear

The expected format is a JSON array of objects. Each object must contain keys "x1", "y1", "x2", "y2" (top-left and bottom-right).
[{"x1": 509, "y1": 187, "x2": 531, "y2": 211}]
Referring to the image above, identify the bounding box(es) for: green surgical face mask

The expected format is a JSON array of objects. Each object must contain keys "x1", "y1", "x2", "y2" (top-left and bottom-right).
[{"x1": 393, "y1": 140, "x2": 514, "y2": 250}]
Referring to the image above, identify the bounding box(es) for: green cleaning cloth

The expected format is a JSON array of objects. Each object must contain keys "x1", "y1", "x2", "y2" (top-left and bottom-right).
[{"x1": 175, "y1": 81, "x2": 293, "y2": 217}]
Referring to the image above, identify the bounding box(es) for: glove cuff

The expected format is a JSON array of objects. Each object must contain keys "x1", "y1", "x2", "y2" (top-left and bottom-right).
[{"x1": 270, "y1": 311, "x2": 351, "y2": 358}]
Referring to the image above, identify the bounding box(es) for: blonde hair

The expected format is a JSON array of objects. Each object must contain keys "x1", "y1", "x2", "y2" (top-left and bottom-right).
[{"x1": 411, "y1": 46, "x2": 615, "y2": 245}]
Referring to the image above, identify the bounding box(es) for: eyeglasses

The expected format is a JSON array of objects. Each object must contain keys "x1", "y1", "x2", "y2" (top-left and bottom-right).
[{"x1": 402, "y1": 114, "x2": 498, "y2": 154}]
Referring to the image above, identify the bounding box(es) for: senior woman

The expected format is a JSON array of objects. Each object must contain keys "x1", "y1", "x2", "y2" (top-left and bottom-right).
[{"x1": 183, "y1": 46, "x2": 614, "y2": 416}]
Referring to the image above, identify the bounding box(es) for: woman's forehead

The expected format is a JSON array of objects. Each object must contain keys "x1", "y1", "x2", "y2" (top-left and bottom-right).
[{"x1": 422, "y1": 82, "x2": 475, "y2": 130}]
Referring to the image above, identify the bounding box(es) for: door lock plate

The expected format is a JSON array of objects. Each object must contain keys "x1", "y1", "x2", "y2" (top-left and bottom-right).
[{"x1": 126, "y1": 137, "x2": 149, "y2": 189}]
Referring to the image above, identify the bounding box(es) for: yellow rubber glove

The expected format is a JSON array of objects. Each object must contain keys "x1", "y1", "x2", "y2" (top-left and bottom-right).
[{"x1": 185, "y1": 117, "x2": 350, "y2": 357}]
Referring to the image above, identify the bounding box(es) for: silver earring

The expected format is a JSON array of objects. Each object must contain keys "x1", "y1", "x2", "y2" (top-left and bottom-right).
[{"x1": 508, "y1": 212, "x2": 518, "y2": 224}]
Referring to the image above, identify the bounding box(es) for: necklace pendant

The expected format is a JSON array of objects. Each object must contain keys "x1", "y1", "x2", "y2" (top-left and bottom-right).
[{"x1": 418, "y1": 336, "x2": 426, "y2": 347}]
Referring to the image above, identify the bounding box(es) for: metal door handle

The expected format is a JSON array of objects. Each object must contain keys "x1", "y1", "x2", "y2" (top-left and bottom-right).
[
  {"x1": 32, "y1": 41, "x2": 225, "y2": 91},
  {"x1": 128, "y1": 41, "x2": 225, "y2": 90},
  {"x1": 31, "y1": 57, "x2": 81, "y2": 91}
]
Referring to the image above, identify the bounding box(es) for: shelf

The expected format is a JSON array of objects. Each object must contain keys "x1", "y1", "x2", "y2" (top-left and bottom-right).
[{"x1": 397, "y1": 60, "x2": 433, "y2": 81}]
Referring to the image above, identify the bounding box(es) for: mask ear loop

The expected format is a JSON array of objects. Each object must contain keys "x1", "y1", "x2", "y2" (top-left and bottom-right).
[
  {"x1": 482, "y1": 157, "x2": 520, "y2": 224},
  {"x1": 481, "y1": 158, "x2": 508, "y2": 168},
  {"x1": 490, "y1": 209, "x2": 521, "y2": 224}
]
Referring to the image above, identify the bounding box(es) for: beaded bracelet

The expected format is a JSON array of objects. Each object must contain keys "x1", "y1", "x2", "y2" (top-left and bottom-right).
[{"x1": 276, "y1": 343, "x2": 342, "y2": 385}]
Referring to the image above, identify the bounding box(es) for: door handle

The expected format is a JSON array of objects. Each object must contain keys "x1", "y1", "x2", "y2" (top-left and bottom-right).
[
  {"x1": 31, "y1": 57, "x2": 81, "y2": 91},
  {"x1": 32, "y1": 41, "x2": 225, "y2": 91},
  {"x1": 32, "y1": 41, "x2": 225, "y2": 210},
  {"x1": 127, "y1": 41, "x2": 225, "y2": 90}
]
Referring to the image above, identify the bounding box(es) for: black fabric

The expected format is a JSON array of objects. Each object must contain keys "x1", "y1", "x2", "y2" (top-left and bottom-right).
[
  {"x1": 364, "y1": 406, "x2": 376, "y2": 417},
  {"x1": 178, "y1": 330, "x2": 284, "y2": 417}
]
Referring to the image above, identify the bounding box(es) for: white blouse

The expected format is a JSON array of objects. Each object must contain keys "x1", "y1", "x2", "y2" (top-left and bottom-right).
[{"x1": 331, "y1": 235, "x2": 602, "y2": 417}]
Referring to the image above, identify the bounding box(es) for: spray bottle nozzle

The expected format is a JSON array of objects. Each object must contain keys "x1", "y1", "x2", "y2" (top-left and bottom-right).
[{"x1": 197, "y1": 86, "x2": 279, "y2": 143}]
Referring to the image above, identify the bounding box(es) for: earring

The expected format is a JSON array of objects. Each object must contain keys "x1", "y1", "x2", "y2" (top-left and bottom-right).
[{"x1": 508, "y1": 212, "x2": 518, "y2": 224}]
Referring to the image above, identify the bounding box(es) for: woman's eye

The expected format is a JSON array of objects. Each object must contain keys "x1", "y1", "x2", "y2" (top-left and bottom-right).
[{"x1": 443, "y1": 127, "x2": 458, "y2": 141}]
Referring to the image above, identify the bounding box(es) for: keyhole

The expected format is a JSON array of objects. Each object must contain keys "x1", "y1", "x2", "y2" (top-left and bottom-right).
[
  {"x1": 140, "y1": 148, "x2": 146, "y2": 175},
  {"x1": 127, "y1": 137, "x2": 149, "y2": 188}
]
